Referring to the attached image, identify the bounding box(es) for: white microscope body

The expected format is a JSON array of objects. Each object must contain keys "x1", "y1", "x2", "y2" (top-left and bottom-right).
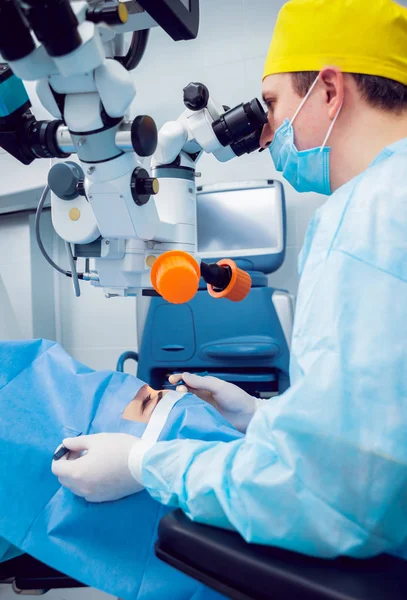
[{"x1": 89, "y1": 91, "x2": 239, "y2": 297}]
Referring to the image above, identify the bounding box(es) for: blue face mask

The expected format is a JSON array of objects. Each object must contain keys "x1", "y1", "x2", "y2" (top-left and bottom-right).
[{"x1": 269, "y1": 75, "x2": 342, "y2": 196}]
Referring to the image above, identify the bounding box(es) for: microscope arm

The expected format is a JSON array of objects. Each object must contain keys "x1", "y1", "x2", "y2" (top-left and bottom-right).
[{"x1": 0, "y1": 0, "x2": 266, "y2": 302}]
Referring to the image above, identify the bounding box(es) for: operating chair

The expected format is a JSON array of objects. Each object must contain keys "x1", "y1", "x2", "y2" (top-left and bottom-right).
[
  {"x1": 154, "y1": 510, "x2": 407, "y2": 600},
  {"x1": 1, "y1": 509, "x2": 406, "y2": 599}
]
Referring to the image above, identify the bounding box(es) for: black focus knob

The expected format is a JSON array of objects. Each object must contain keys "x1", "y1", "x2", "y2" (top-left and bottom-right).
[
  {"x1": 131, "y1": 115, "x2": 158, "y2": 157},
  {"x1": 131, "y1": 167, "x2": 159, "y2": 206},
  {"x1": 183, "y1": 82, "x2": 210, "y2": 111},
  {"x1": 86, "y1": 1, "x2": 128, "y2": 25}
]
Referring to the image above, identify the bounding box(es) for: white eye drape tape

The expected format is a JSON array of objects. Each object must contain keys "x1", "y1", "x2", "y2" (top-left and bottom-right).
[
  {"x1": 129, "y1": 391, "x2": 185, "y2": 482},
  {"x1": 141, "y1": 390, "x2": 185, "y2": 444}
]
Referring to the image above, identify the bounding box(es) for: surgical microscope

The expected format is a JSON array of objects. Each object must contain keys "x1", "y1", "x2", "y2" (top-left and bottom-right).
[
  {"x1": 0, "y1": 0, "x2": 292, "y2": 395},
  {"x1": 0, "y1": 0, "x2": 267, "y2": 305}
]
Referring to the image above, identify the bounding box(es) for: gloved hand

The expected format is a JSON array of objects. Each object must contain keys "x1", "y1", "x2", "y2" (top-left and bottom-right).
[
  {"x1": 52, "y1": 433, "x2": 146, "y2": 503},
  {"x1": 168, "y1": 373, "x2": 261, "y2": 432}
]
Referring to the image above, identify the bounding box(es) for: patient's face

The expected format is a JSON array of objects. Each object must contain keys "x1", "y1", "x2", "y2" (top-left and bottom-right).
[{"x1": 122, "y1": 385, "x2": 167, "y2": 423}]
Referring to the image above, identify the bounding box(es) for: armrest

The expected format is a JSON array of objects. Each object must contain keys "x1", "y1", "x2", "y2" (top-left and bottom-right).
[
  {"x1": 155, "y1": 510, "x2": 407, "y2": 600},
  {"x1": 0, "y1": 554, "x2": 85, "y2": 592}
]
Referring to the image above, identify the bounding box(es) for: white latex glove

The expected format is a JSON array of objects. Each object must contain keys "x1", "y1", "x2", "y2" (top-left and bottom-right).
[
  {"x1": 51, "y1": 433, "x2": 146, "y2": 503},
  {"x1": 168, "y1": 373, "x2": 264, "y2": 433}
]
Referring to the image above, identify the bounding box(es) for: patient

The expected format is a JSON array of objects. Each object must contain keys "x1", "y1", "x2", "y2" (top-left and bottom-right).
[
  {"x1": 122, "y1": 385, "x2": 166, "y2": 423},
  {"x1": 0, "y1": 339, "x2": 240, "y2": 600},
  {"x1": 0, "y1": 385, "x2": 164, "y2": 558}
]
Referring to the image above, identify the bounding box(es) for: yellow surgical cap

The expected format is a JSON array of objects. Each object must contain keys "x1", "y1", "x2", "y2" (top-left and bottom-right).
[{"x1": 263, "y1": 0, "x2": 407, "y2": 86}]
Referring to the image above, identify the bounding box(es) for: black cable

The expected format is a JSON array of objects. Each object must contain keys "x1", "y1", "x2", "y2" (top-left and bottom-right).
[
  {"x1": 35, "y1": 184, "x2": 84, "y2": 281},
  {"x1": 35, "y1": 185, "x2": 69, "y2": 275},
  {"x1": 116, "y1": 29, "x2": 150, "y2": 71}
]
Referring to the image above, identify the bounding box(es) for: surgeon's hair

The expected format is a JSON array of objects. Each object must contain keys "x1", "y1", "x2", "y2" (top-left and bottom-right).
[{"x1": 291, "y1": 71, "x2": 407, "y2": 113}]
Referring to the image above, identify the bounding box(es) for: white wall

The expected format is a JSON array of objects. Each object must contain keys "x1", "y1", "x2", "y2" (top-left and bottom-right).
[
  {"x1": 0, "y1": 0, "x2": 326, "y2": 375},
  {"x1": 56, "y1": 249, "x2": 140, "y2": 375},
  {"x1": 0, "y1": 210, "x2": 56, "y2": 341},
  {"x1": 0, "y1": 213, "x2": 29, "y2": 340}
]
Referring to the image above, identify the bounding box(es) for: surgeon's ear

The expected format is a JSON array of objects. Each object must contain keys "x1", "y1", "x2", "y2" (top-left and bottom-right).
[{"x1": 320, "y1": 66, "x2": 344, "y2": 119}]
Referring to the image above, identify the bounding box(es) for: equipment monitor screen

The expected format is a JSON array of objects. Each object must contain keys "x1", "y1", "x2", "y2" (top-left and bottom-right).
[{"x1": 197, "y1": 182, "x2": 284, "y2": 260}]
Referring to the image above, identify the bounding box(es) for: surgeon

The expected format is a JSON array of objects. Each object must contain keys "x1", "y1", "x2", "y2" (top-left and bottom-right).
[{"x1": 53, "y1": 0, "x2": 407, "y2": 559}]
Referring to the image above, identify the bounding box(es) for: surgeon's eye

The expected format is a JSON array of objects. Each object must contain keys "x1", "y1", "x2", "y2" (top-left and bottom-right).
[{"x1": 263, "y1": 99, "x2": 275, "y2": 113}]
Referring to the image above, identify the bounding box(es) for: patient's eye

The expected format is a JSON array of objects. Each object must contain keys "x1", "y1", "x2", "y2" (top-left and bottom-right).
[
  {"x1": 141, "y1": 394, "x2": 152, "y2": 413},
  {"x1": 141, "y1": 391, "x2": 163, "y2": 414}
]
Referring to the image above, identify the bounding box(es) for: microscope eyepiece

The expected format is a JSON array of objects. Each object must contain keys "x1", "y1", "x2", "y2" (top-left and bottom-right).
[
  {"x1": 230, "y1": 129, "x2": 264, "y2": 157},
  {"x1": 212, "y1": 98, "x2": 267, "y2": 152},
  {"x1": 0, "y1": 0, "x2": 35, "y2": 61},
  {"x1": 20, "y1": 0, "x2": 81, "y2": 58}
]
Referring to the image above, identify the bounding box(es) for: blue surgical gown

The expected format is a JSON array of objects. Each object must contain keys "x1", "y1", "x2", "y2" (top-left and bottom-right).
[{"x1": 142, "y1": 138, "x2": 407, "y2": 558}]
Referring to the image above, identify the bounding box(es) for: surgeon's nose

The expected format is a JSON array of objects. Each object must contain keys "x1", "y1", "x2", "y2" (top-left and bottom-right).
[{"x1": 259, "y1": 121, "x2": 273, "y2": 150}]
